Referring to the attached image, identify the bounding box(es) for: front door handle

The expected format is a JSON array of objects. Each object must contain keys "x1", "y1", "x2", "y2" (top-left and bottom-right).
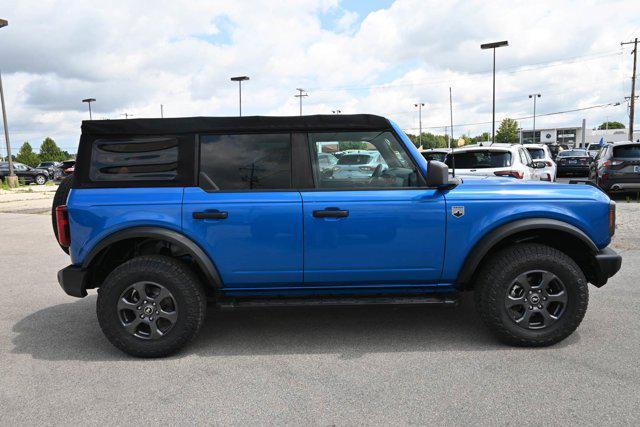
[
  {"x1": 193, "y1": 210, "x2": 228, "y2": 220},
  {"x1": 313, "y1": 208, "x2": 349, "y2": 218}
]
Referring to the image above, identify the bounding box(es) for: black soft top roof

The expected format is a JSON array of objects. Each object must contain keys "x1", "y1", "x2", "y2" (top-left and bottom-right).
[{"x1": 81, "y1": 114, "x2": 391, "y2": 135}]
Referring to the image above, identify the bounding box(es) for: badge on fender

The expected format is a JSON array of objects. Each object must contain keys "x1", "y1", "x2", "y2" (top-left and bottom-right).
[{"x1": 452, "y1": 206, "x2": 465, "y2": 218}]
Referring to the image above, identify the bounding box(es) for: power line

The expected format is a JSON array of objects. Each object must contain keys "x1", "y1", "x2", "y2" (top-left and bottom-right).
[{"x1": 402, "y1": 100, "x2": 622, "y2": 132}]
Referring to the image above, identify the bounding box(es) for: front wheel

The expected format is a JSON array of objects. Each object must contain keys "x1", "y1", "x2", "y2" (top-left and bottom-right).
[
  {"x1": 474, "y1": 243, "x2": 588, "y2": 347},
  {"x1": 97, "y1": 255, "x2": 207, "y2": 357},
  {"x1": 34, "y1": 174, "x2": 47, "y2": 185}
]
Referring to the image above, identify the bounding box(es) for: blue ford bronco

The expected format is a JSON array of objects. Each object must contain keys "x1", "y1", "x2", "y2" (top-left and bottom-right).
[{"x1": 53, "y1": 115, "x2": 622, "y2": 357}]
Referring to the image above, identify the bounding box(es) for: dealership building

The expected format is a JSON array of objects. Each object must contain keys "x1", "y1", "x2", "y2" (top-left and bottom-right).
[{"x1": 519, "y1": 127, "x2": 640, "y2": 148}]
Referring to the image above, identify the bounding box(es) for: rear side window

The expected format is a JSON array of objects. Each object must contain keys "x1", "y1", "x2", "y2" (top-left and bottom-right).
[
  {"x1": 613, "y1": 145, "x2": 640, "y2": 158},
  {"x1": 199, "y1": 134, "x2": 292, "y2": 191},
  {"x1": 446, "y1": 151, "x2": 512, "y2": 168},
  {"x1": 90, "y1": 137, "x2": 178, "y2": 182}
]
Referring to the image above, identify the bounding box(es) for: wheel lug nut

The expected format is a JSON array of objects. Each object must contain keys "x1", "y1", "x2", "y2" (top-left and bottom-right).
[
  {"x1": 538, "y1": 305, "x2": 543, "y2": 309},
  {"x1": 137, "y1": 306, "x2": 141, "y2": 310},
  {"x1": 140, "y1": 315, "x2": 144, "y2": 319},
  {"x1": 529, "y1": 306, "x2": 533, "y2": 310},
  {"x1": 150, "y1": 317, "x2": 154, "y2": 321},
  {"x1": 543, "y1": 297, "x2": 547, "y2": 301},
  {"x1": 529, "y1": 291, "x2": 533, "y2": 294},
  {"x1": 153, "y1": 302, "x2": 156, "y2": 306},
  {"x1": 155, "y1": 310, "x2": 159, "y2": 314},
  {"x1": 143, "y1": 300, "x2": 148, "y2": 304}
]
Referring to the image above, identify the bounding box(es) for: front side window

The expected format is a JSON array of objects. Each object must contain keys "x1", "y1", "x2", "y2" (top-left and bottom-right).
[
  {"x1": 199, "y1": 133, "x2": 291, "y2": 190},
  {"x1": 308, "y1": 131, "x2": 420, "y2": 189}
]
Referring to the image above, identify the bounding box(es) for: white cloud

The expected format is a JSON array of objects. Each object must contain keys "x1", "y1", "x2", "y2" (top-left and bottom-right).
[{"x1": 0, "y1": 0, "x2": 638, "y2": 154}]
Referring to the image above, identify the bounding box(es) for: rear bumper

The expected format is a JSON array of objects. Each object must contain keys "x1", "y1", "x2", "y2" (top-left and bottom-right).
[
  {"x1": 603, "y1": 181, "x2": 640, "y2": 192},
  {"x1": 592, "y1": 247, "x2": 622, "y2": 287},
  {"x1": 57, "y1": 265, "x2": 88, "y2": 298}
]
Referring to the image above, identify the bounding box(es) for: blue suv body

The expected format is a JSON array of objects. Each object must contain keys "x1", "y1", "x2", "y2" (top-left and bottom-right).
[{"x1": 54, "y1": 115, "x2": 621, "y2": 357}]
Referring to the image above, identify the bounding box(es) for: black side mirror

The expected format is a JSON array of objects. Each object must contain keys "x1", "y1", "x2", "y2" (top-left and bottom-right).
[{"x1": 426, "y1": 161, "x2": 454, "y2": 189}]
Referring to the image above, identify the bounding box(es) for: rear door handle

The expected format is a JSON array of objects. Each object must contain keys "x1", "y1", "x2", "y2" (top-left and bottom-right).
[
  {"x1": 193, "y1": 210, "x2": 228, "y2": 220},
  {"x1": 313, "y1": 208, "x2": 349, "y2": 218}
]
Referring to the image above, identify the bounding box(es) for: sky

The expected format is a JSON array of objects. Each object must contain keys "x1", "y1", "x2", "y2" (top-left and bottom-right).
[{"x1": 0, "y1": 0, "x2": 639, "y2": 154}]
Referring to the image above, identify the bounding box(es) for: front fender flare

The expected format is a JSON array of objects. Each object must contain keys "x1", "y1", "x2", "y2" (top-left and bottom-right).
[
  {"x1": 82, "y1": 226, "x2": 222, "y2": 288},
  {"x1": 456, "y1": 218, "x2": 598, "y2": 285}
]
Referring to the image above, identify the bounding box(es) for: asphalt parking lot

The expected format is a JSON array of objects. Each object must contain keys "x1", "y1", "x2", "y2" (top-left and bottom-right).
[{"x1": 1, "y1": 206, "x2": 639, "y2": 425}]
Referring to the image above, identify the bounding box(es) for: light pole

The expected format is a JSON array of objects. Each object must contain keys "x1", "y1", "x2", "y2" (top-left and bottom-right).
[
  {"x1": 230, "y1": 76, "x2": 249, "y2": 116},
  {"x1": 480, "y1": 40, "x2": 508, "y2": 145},
  {"x1": 0, "y1": 18, "x2": 16, "y2": 186},
  {"x1": 528, "y1": 93, "x2": 541, "y2": 144},
  {"x1": 295, "y1": 88, "x2": 308, "y2": 116},
  {"x1": 82, "y1": 98, "x2": 96, "y2": 120},
  {"x1": 414, "y1": 103, "x2": 425, "y2": 147}
]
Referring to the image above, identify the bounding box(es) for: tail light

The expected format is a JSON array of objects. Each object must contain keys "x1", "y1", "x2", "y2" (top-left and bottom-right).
[
  {"x1": 603, "y1": 160, "x2": 624, "y2": 169},
  {"x1": 55, "y1": 205, "x2": 71, "y2": 248},
  {"x1": 609, "y1": 202, "x2": 616, "y2": 237},
  {"x1": 602, "y1": 173, "x2": 609, "y2": 181},
  {"x1": 545, "y1": 161, "x2": 553, "y2": 167},
  {"x1": 494, "y1": 170, "x2": 524, "y2": 179}
]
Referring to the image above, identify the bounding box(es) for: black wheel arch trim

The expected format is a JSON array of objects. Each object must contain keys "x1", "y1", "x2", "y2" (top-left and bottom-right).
[
  {"x1": 82, "y1": 226, "x2": 223, "y2": 289},
  {"x1": 457, "y1": 218, "x2": 599, "y2": 285}
]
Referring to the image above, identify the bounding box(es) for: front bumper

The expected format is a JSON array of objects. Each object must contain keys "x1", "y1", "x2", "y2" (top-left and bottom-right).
[
  {"x1": 57, "y1": 265, "x2": 88, "y2": 298},
  {"x1": 592, "y1": 247, "x2": 622, "y2": 287}
]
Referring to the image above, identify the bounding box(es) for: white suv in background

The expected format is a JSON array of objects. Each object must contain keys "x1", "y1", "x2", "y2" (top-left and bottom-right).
[
  {"x1": 444, "y1": 144, "x2": 545, "y2": 180},
  {"x1": 524, "y1": 144, "x2": 557, "y2": 181}
]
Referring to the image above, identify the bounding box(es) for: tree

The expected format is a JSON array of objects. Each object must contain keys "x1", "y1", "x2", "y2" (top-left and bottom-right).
[
  {"x1": 338, "y1": 141, "x2": 367, "y2": 151},
  {"x1": 597, "y1": 121, "x2": 625, "y2": 130},
  {"x1": 495, "y1": 118, "x2": 519, "y2": 144},
  {"x1": 39, "y1": 137, "x2": 66, "y2": 162},
  {"x1": 15, "y1": 142, "x2": 40, "y2": 167}
]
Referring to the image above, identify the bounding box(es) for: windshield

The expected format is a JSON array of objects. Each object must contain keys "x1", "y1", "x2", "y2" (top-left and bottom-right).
[
  {"x1": 613, "y1": 145, "x2": 640, "y2": 158},
  {"x1": 526, "y1": 148, "x2": 545, "y2": 159},
  {"x1": 558, "y1": 150, "x2": 588, "y2": 157},
  {"x1": 446, "y1": 150, "x2": 512, "y2": 169},
  {"x1": 337, "y1": 154, "x2": 372, "y2": 165}
]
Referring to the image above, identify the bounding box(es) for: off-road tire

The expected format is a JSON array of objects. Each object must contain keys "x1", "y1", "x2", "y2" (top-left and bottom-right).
[
  {"x1": 51, "y1": 176, "x2": 73, "y2": 254},
  {"x1": 474, "y1": 243, "x2": 589, "y2": 347},
  {"x1": 96, "y1": 255, "x2": 207, "y2": 358}
]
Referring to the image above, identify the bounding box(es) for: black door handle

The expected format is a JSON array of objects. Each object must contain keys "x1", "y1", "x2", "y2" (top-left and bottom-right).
[
  {"x1": 313, "y1": 208, "x2": 349, "y2": 218},
  {"x1": 193, "y1": 210, "x2": 228, "y2": 220}
]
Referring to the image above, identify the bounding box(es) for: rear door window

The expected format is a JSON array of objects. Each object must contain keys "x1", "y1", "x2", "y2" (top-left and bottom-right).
[
  {"x1": 527, "y1": 148, "x2": 545, "y2": 159},
  {"x1": 199, "y1": 133, "x2": 292, "y2": 191}
]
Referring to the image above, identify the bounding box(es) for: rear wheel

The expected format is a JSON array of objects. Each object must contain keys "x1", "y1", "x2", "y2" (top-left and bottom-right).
[
  {"x1": 474, "y1": 243, "x2": 588, "y2": 347},
  {"x1": 96, "y1": 255, "x2": 207, "y2": 357}
]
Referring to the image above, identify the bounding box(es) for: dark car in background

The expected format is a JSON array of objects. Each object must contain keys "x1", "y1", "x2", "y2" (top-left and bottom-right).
[
  {"x1": 0, "y1": 162, "x2": 49, "y2": 185},
  {"x1": 59, "y1": 160, "x2": 76, "y2": 176},
  {"x1": 36, "y1": 161, "x2": 63, "y2": 180},
  {"x1": 556, "y1": 149, "x2": 591, "y2": 177},
  {"x1": 589, "y1": 141, "x2": 640, "y2": 194}
]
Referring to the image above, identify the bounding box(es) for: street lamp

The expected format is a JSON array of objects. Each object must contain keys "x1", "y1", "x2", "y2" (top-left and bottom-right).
[
  {"x1": 480, "y1": 40, "x2": 508, "y2": 145},
  {"x1": 230, "y1": 76, "x2": 249, "y2": 117},
  {"x1": 0, "y1": 18, "x2": 16, "y2": 186},
  {"x1": 82, "y1": 98, "x2": 96, "y2": 120},
  {"x1": 528, "y1": 93, "x2": 541, "y2": 144},
  {"x1": 414, "y1": 103, "x2": 425, "y2": 148}
]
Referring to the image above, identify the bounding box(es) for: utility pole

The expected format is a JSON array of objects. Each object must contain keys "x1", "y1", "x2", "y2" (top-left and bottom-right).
[
  {"x1": 622, "y1": 38, "x2": 638, "y2": 140},
  {"x1": 120, "y1": 113, "x2": 133, "y2": 119},
  {"x1": 414, "y1": 103, "x2": 425, "y2": 148},
  {"x1": 528, "y1": 93, "x2": 541, "y2": 143},
  {"x1": 295, "y1": 88, "x2": 308, "y2": 116},
  {"x1": 160, "y1": 104, "x2": 164, "y2": 118},
  {"x1": 449, "y1": 87, "x2": 454, "y2": 148}
]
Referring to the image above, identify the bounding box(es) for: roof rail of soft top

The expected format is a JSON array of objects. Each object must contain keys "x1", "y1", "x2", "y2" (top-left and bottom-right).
[{"x1": 80, "y1": 114, "x2": 392, "y2": 135}]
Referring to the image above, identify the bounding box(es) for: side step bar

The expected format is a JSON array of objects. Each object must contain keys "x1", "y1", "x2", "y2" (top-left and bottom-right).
[{"x1": 217, "y1": 294, "x2": 459, "y2": 309}]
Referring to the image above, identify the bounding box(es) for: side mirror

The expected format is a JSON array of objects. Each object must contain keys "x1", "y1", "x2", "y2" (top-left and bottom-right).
[{"x1": 426, "y1": 161, "x2": 455, "y2": 189}]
